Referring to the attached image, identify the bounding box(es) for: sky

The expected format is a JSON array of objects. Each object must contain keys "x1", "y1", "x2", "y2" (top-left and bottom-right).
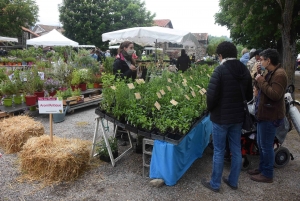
[{"x1": 35, "y1": 0, "x2": 230, "y2": 37}]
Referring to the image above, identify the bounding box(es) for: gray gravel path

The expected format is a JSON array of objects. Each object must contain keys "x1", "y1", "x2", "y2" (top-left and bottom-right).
[{"x1": 1, "y1": 72, "x2": 300, "y2": 200}]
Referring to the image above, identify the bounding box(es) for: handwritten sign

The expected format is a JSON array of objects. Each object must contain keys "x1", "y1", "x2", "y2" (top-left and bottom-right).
[
  {"x1": 157, "y1": 92, "x2": 162, "y2": 99},
  {"x1": 167, "y1": 78, "x2": 172, "y2": 83},
  {"x1": 127, "y1": 83, "x2": 135, "y2": 89},
  {"x1": 111, "y1": 86, "x2": 116, "y2": 90},
  {"x1": 38, "y1": 97, "x2": 63, "y2": 114},
  {"x1": 185, "y1": 95, "x2": 190, "y2": 100},
  {"x1": 170, "y1": 99, "x2": 178, "y2": 106},
  {"x1": 135, "y1": 93, "x2": 141, "y2": 99},
  {"x1": 167, "y1": 86, "x2": 172, "y2": 91},
  {"x1": 160, "y1": 89, "x2": 166, "y2": 95},
  {"x1": 154, "y1": 101, "x2": 161, "y2": 110}
]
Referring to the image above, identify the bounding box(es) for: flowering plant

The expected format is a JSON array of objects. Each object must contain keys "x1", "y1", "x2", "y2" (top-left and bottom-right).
[{"x1": 44, "y1": 78, "x2": 61, "y2": 92}]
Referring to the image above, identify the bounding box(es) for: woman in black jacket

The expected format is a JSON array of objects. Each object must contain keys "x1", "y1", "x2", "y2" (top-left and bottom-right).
[
  {"x1": 113, "y1": 41, "x2": 137, "y2": 80},
  {"x1": 176, "y1": 49, "x2": 191, "y2": 72}
]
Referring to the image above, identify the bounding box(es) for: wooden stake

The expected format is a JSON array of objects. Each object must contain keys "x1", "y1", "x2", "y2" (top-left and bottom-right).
[{"x1": 49, "y1": 114, "x2": 53, "y2": 142}]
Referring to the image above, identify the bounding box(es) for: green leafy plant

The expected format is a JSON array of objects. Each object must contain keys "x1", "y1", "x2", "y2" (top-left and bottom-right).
[
  {"x1": 0, "y1": 80, "x2": 17, "y2": 98},
  {"x1": 55, "y1": 88, "x2": 73, "y2": 100},
  {"x1": 71, "y1": 88, "x2": 81, "y2": 96},
  {"x1": 102, "y1": 57, "x2": 114, "y2": 74},
  {"x1": 96, "y1": 136, "x2": 118, "y2": 157},
  {"x1": 71, "y1": 70, "x2": 80, "y2": 86}
]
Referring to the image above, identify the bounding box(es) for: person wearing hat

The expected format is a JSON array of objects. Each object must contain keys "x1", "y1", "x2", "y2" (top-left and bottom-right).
[{"x1": 105, "y1": 50, "x2": 111, "y2": 57}]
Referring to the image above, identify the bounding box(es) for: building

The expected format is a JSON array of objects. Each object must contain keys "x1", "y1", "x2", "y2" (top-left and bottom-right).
[
  {"x1": 153, "y1": 19, "x2": 208, "y2": 60},
  {"x1": 31, "y1": 24, "x2": 64, "y2": 37}
]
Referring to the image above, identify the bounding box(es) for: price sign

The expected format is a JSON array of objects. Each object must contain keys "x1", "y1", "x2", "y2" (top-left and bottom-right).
[
  {"x1": 182, "y1": 82, "x2": 187, "y2": 87},
  {"x1": 185, "y1": 95, "x2": 190, "y2": 100},
  {"x1": 157, "y1": 92, "x2": 162, "y2": 99},
  {"x1": 127, "y1": 83, "x2": 135, "y2": 89},
  {"x1": 167, "y1": 78, "x2": 172, "y2": 83},
  {"x1": 38, "y1": 97, "x2": 63, "y2": 114},
  {"x1": 170, "y1": 99, "x2": 178, "y2": 106},
  {"x1": 160, "y1": 89, "x2": 166, "y2": 95},
  {"x1": 111, "y1": 86, "x2": 116, "y2": 90},
  {"x1": 167, "y1": 86, "x2": 172, "y2": 91},
  {"x1": 191, "y1": 91, "x2": 196, "y2": 97},
  {"x1": 154, "y1": 101, "x2": 161, "y2": 110},
  {"x1": 135, "y1": 93, "x2": 141, "y2": 99}
]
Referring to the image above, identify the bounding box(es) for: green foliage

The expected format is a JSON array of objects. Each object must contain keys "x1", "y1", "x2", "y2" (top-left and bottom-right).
[
  {"x1": 0, "y1": 68, "x2": 8, "y2": 82},
  {"x1": 96, "y1": 136, "x2": 118, "y2": 157},
  {"x1": 0, "y1": 0, "x2": 38, "y2": 37},
  {"x1": 71, "y1": 88, "x2": 81, "y2": 96},
  {"x1": 102, "y1": 57, "x2": 115, "y2": 74},
  {"x1": 55, "y1": 88, "x2": 73, "y2": 100},
  {"x1": 71, "y1": 70, "x2": 81, "y2": 86},
  {"x1": 0, "y1": 80, "x2": 17, "y2": 97},
  {"x1": 206, "y1": 35, "x2": 231, "y2": 56},
  {"x1": 23, "y1": 68, "x2": 44, "y2": 95},
  {"x1": 59, "y1": 0, "x2": 155, "y2": 48}
]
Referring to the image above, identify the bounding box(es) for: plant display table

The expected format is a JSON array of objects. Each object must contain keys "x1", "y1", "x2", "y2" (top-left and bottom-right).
[
  {"x1": 0, "y1": 102, "x2": 37, "y2": 114},
  {"x1": 150, "y1": 115, "x2": 212, "y2": 186}
]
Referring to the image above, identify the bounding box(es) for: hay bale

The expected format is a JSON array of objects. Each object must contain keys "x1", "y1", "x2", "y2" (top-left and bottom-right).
[
  {"x1": 19, "y1": 135, "x2": 91, "y2": 184},
  {"x1": 0, "y1": 116, "x2": 44, "y2": 153}
]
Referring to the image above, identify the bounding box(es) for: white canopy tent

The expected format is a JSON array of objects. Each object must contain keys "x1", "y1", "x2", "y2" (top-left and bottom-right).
[
  {"x1": 26, "y1": 29, "x2": 78, "y2": 46},
  {"x1": 0, "y1": 36, "x2": 18, "y2": 42},
  {"x1": 102, "y1": 26, "x2": 199, "y2": 47}
]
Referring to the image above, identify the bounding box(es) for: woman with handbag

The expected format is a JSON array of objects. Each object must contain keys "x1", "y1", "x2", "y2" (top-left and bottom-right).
[
  {"x1": 202, "y1": 41, "x2": 253, "y2": 192},
  {"x1": 248, "y1": 49, "x2": 288, "y2": 183}
]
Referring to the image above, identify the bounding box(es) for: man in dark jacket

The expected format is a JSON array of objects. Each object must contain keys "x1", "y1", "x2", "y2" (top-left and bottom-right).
[
  {"x1": 201, "y1": 41, "x2": 253, "y2": 192},
  {"x1": 176, "y1": 49, "x2": 191, "y2": 72}
]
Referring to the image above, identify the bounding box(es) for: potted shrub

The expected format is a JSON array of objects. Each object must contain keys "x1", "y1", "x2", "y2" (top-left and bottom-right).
[
  {"x1": 96, "y1": 136, "x2": 118, "y2": 162},
  {"x1": 11, "y1": 70, "x2": 23, "y2": 104},
  {"x1": 92, "y1": 74, "x2": 102, "y2": 88},
  {"x1": 1, "y1": 58, "x2": 9, "y2": 65},
  {"x1": 23, "y1": 70, "x2": 37, "y2": 106},
  {"x1": 15, "y1": 58, "x2": 22, "y2": 66},
  {"x1": 44, "y1": 78, "x2": 61, "y2": 97},
  {"x1": 0, "y1": 80, "x2": 17, "y2": 107},
  {"x1": 71, "y1": 70, "x2": 80, "y2": 91},
  {"x1": 77, "y1": 69, "x2": 90, "y2": 91},
  {"x1": 24, "y1": 57, "x2": 36, "y2": 66},
  {"x1": 55, "y1": 88, "x2": 72, "y2": 105}
]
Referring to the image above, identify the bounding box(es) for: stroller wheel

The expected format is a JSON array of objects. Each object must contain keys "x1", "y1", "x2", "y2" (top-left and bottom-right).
[
  {"x1": 274, "y1": 147, "x2": 290, "y2": 168},
  {"x1": 241, "y1": 156, "x2": 251, "y2": 170}
]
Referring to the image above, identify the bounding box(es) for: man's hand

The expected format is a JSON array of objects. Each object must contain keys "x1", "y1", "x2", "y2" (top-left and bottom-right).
[{"x1": 130, "y1": 65, "x2": 137, "y2": 71}]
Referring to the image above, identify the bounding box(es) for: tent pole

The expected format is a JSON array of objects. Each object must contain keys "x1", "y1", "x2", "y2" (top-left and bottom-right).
[{"x1": 155, "y1": 39, "x2": 157, "y2": 63}]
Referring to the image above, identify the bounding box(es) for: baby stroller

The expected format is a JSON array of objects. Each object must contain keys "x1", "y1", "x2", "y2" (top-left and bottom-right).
[{"x1": 240, "y1": 84, "x2": 296, "y2": 170}]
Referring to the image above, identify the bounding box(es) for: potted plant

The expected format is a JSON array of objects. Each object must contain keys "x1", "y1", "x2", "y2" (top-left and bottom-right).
[
  {"x1": 15, "y1": 58, "x2": 22, "y2": 66},
  {"x1": 11, "y1": 70, "x2": 23, "y2": 104},
  {"x1": 0, "y1": 80, "x2": 17, "y2": 107},
  {"x1": 23, "y1": 70, "x2": 37, "y2": 106},
  {"x1": 92, "y1": 74, "x2": 102, "y2": 88},
  {"x1": 77, "y1": 68, "x2": 90, "y2": 91},
  {"x1": 24, "y1": 57, "x2": 36, "y2": 65},
  {"x1": 1, "y1": 58, "x2": 9, "y2": 65},
  {"x1": 55, "y1": 88, "x2": 73, "y2": 105},
  {"x1": 71, "y1": 70, "x2": 80, "y2": 91},
  {"x1": 44, "y1": 78, "x2": 61, "y2": 97},
  {"x1": 96, "y1": 136, "x2": 118, "y2": 162}
]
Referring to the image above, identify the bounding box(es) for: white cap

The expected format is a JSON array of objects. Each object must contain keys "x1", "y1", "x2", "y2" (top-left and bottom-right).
[{"x1": 250, "y1": 48, "x2": 256, "y2": 53}]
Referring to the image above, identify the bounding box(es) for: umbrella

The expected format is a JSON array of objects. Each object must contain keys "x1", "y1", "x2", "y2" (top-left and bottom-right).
[{"x1": 102, "y1": 26, "x2": 199, "y2": 47}]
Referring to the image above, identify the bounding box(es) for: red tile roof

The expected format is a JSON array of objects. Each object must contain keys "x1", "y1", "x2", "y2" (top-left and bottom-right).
[
  {"x1": 37, "y1": 24, "x2": 64, "y2": 33},
  {"x1": 153, "y1": 19, "x2": 173, "y2": 28},
  {"x1": 21, "y1": 26, "x2": 40, "y2": 37}
]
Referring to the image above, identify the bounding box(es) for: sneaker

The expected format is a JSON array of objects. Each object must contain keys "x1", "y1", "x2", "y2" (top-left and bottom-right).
[
  {"x1": 250, "y1": 174, "x2": 273, "y2": 183},
  {"x1": 247, "y1": 169, "x2": 260, "y2": 175},
  {"x1": 222, "y1": 176, "x2": 238, "y2": 190},
  {"x1": 201, "y1": 179, "x2": 220, "y2": 193}
]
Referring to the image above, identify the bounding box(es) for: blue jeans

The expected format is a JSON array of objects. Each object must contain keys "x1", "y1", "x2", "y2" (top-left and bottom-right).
[
  {"x1": 210, "y1": 122, "x2": 242, "y2": 189},
  {"x1": 256, "y1": 121, "x2": 276, "y2": 178}
]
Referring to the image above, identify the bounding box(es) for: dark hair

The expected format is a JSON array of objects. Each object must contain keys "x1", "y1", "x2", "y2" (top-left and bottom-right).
[
  {"x1": 259, "y1": 48, "x2": 280, "y2": 66},
  {"x1": 216, "y1": 41, "x2": 237, "y2": 58},
  {"x1": 253, "y1": 49, "x2": 263, "y2": 56},
  {"x1": 181, "y1": 49, "x2": 186, "y2": 56},
  {"x1": 118, "y1": 41, "x2": 133, "y2": 54}
]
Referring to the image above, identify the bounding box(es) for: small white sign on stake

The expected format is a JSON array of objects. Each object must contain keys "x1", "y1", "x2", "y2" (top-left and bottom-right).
[
  {"x1": 170, "y1": 99, "x2": 178, "y2": 106},
  {"x1": 207, "y1": 74, "x2": 211, "y2": 78},
  {"x1": 201, "y1": 88, "x2": 207, "y2": 93},
  {"x1": 185, "y1": 95, "x2": 190, "y2": 100},
  {"x1": 182, "y1": 82, "x2": 187, "y2": 87},
  {"x1": 196, "y1": 85, "x2": 201, "y2": 88},
  {"x1": 135, "y1": 93, "x2": 141, "y2": 99},
  {"x1": 167, "y1": 86, "x2": 172, "y2": 91},
  {"x1": 154, "y1": 101, "x2": 161, "y2": 110},
  {"x1": 38, "y1": 97, "x2": 63, "y2": 114},
  {"x1": 160, "y1": 89, "x2": 166, "y2": 95},
  {"x1": 190, "y1": 76, "x2": 193, "y2": 80},
  {"x1": 127, "y1": 83, "x2": 135, "y2": 89},
  {"x1": 156, "y1": 92, "x2": 162, "y2": 99},
  {"x1": 111, "y1": 86, "x2": 116, "y2": 90},
  {"x1": 191, "y1": 91, "x2": 196, "y2": 97},
  {"x1": 183, "y1": 78, "x2": 187, "y2": 83},
  {"x1": 167, "y1": 78, "x2": 172, "y2": 83},
  {"x1": 199, "y1": 90, "x2": 204, "y2": 95}
]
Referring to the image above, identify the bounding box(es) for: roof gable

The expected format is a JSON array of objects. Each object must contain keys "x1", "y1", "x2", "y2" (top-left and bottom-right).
[
  {"x1": 153, "y1": 19, "x2": 173, "y2": 28},
  {"x1": 192, "y1": 33, "x2": 208, "y2": 41}
]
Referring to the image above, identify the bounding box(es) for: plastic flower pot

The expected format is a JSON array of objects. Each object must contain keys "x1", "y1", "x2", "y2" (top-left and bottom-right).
[
  {"x1": 3, "y1": 98, "x2": 13, "y2": 107},
  {"x1": 25, "y1": 95, "x2": 37, "y2": 106},
  {"x1": 79, "y1": 83, "x2": 87, "y2": 91},
  {"x1": 14, "y1": 96, "x2": 22, "y2": 104},
  {"x1": 93, "y1": 83, "x2": 100, "y2": 88},
  {"x1": 34, "y1": 91, "x2": 44, "y2": 101}
]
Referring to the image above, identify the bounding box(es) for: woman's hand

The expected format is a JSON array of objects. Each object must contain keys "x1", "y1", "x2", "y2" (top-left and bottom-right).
[{"x1": 129, "y1": 65, "x2": 137, "y2": 71}]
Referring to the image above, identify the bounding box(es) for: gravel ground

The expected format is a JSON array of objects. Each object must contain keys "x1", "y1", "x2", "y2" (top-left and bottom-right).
[{"x1": 1, "y1": 73, "x2": 300, "y2": 201}]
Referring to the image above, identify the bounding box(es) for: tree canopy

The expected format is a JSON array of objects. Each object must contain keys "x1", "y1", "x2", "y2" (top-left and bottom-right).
[
  {"x1": 59, "y1": 0, "x2": 156, "y2": 48},
  {"x1": 206, "y1": 35, "x2": 231, "y2": 56},
  {"x1": 215, "y1": 0, "x2": 300, "y2": 84},
  {"x1": 0, "y1": 0, "x2": 39, "y2": 37}
]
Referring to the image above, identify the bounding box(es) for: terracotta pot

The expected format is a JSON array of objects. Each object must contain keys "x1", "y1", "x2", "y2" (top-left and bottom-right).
[
  {"x1": 25, "y1": 95, "x2": 37, "y2": 106},
  {"x1": 79, "y1": 83, "x2": 87, "y2": 91},
  {"x1": 17, "y1": 62, "x2": 22, "y2": 66},
  {"x1": 34, "y1": 91, "x2": 45, "y2": 101},
  {"x1": 93, "y1": 83, "x2": 100, "y2": 88}
]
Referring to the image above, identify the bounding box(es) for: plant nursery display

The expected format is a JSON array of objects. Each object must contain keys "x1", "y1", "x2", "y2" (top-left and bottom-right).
[
  {"x1": 98, "y1": 64, "x2": 215, "y2": 143},
  {"x1": 96, "y1": 136, "x2": 118, "y2": 162}
]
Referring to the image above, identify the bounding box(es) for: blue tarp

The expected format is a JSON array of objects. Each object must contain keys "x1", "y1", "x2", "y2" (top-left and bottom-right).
[{"x1": 149, "y1": 115, "x2": 212, "y2": 186}]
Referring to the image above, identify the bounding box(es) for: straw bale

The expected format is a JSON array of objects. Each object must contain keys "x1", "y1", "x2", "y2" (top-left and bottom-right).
[
  {"x1": 0, "y1": 116, "x2": 44, "y2": 153},
  {"x1": 19, "y1": 135, "x2": 91, "y2": 184}
]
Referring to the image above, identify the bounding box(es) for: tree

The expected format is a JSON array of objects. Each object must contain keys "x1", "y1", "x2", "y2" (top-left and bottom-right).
[
  {"x1": 215, "y1": 0, "x2": 300, "y2": 85},
  {"x1": 59, "y1": 0, "x2": 155, "y2": 48},
  {"x1": 206, "y1": 35, "x2": 231, "y2": 56},
  {"x1": 0, "y1": 0, "x2": 38, "y2": 37}
]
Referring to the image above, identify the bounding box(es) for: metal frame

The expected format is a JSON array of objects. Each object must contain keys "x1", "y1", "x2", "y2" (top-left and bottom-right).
[{"x1": 91, "y1": 117, "x2": 133, "y2": 167}]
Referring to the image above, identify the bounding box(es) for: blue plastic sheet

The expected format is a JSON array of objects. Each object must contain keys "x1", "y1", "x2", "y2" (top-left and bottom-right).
[{"x1": 149, "y1": 116, "x2": 212, "y2": 186}]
